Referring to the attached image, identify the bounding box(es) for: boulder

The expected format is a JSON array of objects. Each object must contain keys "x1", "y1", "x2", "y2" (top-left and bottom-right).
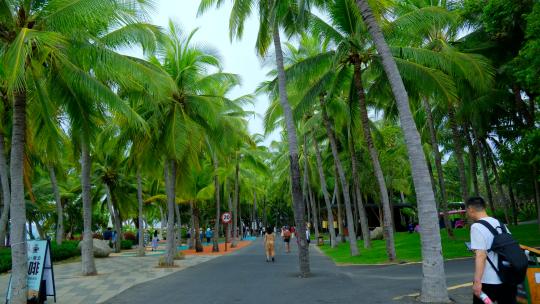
[
  {"x1": 370, "y1": 227, "x2": 384, "y2": 240},
  {"x1": 77, "y1": 239, "x2": 112, "y2": 258}
]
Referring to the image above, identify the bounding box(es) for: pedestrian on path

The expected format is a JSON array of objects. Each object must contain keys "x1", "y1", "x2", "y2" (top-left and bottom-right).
[
  {"x1": 151, "y1": 230, "x2": 159, "y2": 251},
  {"x1": 282, "y1": 226, "x2": 291, "y2": 253},
  {"x1": 205, "y1": 228, "x2": 213, "y2": 244},
  {"x1": 466, "y1": 196, "x2": 521, "y2": 304},
  {"x1": 263, "y1": 227, "x2": 275, "y2": 262}
]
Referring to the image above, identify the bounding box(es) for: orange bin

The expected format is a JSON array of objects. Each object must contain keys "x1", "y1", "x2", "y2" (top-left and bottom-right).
[{"x1": 518, "y1": 245, "x2": 540, "y2": 304}]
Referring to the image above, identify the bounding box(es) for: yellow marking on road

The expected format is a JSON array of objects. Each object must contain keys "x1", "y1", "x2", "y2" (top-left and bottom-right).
[{"x1": 392, "y1": 282, "x2": 472, "y2": 300}]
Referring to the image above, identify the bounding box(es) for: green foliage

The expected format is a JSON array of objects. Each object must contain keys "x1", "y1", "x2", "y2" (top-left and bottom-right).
[
  {"x1": 0, "y1": 248, "x2": 11, "y2": 273},
  {"x1": 121, "y1": 240, "x2": 133, "y2": 250},
  {"x1": 320, "y1": 224, "x2": 540, "y2": 264},
  {"x1": 50, "y1": 241, "x2": 81, "y2": 262}
]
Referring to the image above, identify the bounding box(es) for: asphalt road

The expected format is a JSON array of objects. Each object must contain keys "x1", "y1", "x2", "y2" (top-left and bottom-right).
[{"x1": 105, "y1": 238, "x2": 473, "y2": 304}]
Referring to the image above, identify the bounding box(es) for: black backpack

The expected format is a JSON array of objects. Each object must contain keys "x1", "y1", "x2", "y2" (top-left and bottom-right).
[{"x1": 476, "y1": 220, "x2": 528, "y2": 285}]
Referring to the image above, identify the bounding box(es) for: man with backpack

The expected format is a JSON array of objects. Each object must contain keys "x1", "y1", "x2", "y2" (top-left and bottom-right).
[{"x1": 466, "y1": 197, "x2": 528, "y2": 304}]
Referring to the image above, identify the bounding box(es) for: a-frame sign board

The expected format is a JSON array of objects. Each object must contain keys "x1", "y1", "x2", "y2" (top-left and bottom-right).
[{"x1": 6, "y1": 240, "x2": 57, "y2": 303}]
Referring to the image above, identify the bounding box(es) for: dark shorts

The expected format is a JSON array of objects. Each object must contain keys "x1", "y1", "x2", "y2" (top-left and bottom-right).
[
  {"x1": 473, "y1": 283, "x2": 517, "y2": 304},
  {"x1": 284, "y1": 238, "x2": 290, "y2": 243}
]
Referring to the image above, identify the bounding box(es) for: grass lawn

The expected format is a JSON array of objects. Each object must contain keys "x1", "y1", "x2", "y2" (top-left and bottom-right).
[{"x1": 319, "y1": 223, "x2": 540, "y2": 265}]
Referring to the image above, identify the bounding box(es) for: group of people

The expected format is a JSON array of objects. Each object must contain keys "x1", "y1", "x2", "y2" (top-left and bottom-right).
[{"x1": 262, "y1": 225, "x2": 312, "y2": 262}]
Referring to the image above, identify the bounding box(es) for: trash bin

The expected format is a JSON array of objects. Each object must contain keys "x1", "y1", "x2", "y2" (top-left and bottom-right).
[
  {"x1": 517, "y1": 245, "x2": 540, "y2": 304},
  {"x1": 317, "y1": 236, "x2": 324, "y2": 246}
]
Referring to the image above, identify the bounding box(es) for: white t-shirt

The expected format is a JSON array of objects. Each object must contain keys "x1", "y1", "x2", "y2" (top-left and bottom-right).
[{"x1": 470, "y1": 216, "x2": 509, "y2": 284}]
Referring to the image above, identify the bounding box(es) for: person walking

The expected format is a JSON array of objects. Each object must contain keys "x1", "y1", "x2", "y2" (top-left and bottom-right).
[
  {"x1": 199, "y1": 227, "x2": 204, "y2": 244},
  {"x1": 466, "y1": 196, "x2": 521, "y2": 304},
  {"x1": 205, "y1": 228, "x2": 213, "y2": 244},
  {"x1": 263, "y1": 227, "x2": 276, "y2": 263},
  {"x1": 282, "y1": 226, "x2": 291, "y2": 253},
  {"x1": 151, "y1": 230, "x2": 159, "y2": 251}
]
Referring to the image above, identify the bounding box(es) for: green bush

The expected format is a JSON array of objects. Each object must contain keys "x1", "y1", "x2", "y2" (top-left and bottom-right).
[
  {"x1": 50, "y1": 240, "x2": 80, "y2": 262},
  {"x1": 121, "y1": 240, "x2": 133, "y2": 250},
  {"x1": 0, "y1": 248, "x2": 11, "y2": 273},
  {"x1": 123, "y1": 231, "x2": 136, "y2": 242}
]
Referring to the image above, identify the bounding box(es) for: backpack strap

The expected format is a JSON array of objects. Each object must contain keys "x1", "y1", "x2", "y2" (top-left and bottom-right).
[{"x1": 475, "y1": 220, "x2": 500, "y2": 236}]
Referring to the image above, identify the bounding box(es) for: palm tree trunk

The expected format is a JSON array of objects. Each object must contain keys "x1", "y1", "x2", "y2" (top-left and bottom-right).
[
  {"x1": 508, "y1": 183, "x2": 518, "y2": 225},
  {"x1": 213, "y1": 154, "x2": 220, "y2": 252},
  {"x1": 486, "y1": 145, "x2": 511, "y2": 223},
  {"x1": 334, "y1": 172, "x2": 344, "y2": 243},
  {"x1": 8, "y1": 90, "x2": 28, "y2": 303},
  {"x1": 352, "y1": 60, "x2": 395, "y2": 260},
  {"x1": 422, "y1": 98, "x2": 453, "y2": 238},
  {"x1": 193, "y1": 204, "x2": 203, "y2": 252},
  {"x1": 321, "y1": 100, "x2": 358, "y2": 256},
  {"x1": 313, "y1": 137, "x2": 337, "y2": 247},
  {"x1": 448, "y1": 107, "x2": 469, "y2": 203},
  {"x1": 175, "y1": 202, "x2": 182, "y2": 246},
  {"x1": 302, "y1": 140, "x2": 320, "y2": 241},
  {"x1": 189, "y1": 200, "x2": 195, "y2": 249},
  {"x1": 273, "y1": 28, "x2": 310, "y2": 276},
  {"x1": 165, "y1": 159, "x2": 177, "y2": 265},
  {"x1": 105, "y1": 184, "x2": 121, "y2": 253},
  {"x1": 137, "y1": 170, "x2": 145, "y2": 256},
  {"x1": 473, "y1": 130, "x2": 495, "y2": 212},
  {"x1": 80, "y1": 138, "x2": 97, "y2": 276},
  {"x1": 48, "y1": 165, "x2": 64, "y2": 244},
  {"x1": 465, "y1": 127, "x2": 480, "y2": 196},
  {"x1": 355, "y1": 1, "x2": 448, "y2": 300},
  {"x1": 0, "y1": 132, "x2": 11, "y2": 247},
  {"x1": 231, "y1": 153, "x2": 239, "y2": 248},
  {"x1": 348, "y1": 127, "x2": 371, "y2": 248}
]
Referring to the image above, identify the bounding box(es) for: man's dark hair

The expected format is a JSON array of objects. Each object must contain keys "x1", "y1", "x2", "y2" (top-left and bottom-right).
[
  {"x1": 266, "y1": 227, "x2": 273, "y2": 235},
  {"x1": 466, "y1": 196, "x2": 486, "y2": 211}
]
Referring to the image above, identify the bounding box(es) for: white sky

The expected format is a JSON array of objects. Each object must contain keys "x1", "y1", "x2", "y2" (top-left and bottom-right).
[{"x1": 125, "y1": 0, "x2": 278, "y2": 145}]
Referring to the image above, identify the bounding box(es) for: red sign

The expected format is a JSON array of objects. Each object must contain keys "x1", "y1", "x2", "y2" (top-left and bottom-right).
[{"x1": 221, "y1": 212, "x2": 232, "y2": 223}]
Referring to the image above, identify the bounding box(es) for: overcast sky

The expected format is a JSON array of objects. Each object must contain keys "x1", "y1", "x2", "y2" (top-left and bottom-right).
[{"x1": 126, "y1": 0, "x2": 278, "y2": 145}]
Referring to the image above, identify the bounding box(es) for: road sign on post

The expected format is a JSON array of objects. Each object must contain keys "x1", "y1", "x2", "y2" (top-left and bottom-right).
[
  {"x1": 221, "y1": 212, "x2": 232, "y2": 252},
  {"x1": 221, "y1": 212, "x2": 232, "y2": 224}
]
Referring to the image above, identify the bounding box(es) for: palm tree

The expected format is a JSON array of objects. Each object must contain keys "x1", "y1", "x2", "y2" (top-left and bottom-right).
[
  {"x1": 355, "y1": 0, "x2": 448, "y2": 301},
  {"x1": 199, "y1": 0, "x2": 311, "y2": 276}
]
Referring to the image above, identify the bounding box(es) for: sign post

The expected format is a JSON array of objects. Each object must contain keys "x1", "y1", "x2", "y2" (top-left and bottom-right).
[
  {"x1": 221, "y1": 212, "x2": 232, "y2": 252},
  {"x1": 6, "y1": 240, "x2": 56, "y2": 304}
]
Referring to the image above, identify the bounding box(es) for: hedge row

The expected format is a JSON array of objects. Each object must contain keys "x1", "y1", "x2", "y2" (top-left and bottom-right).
[{"x1": 0, "y1": 240, "x2": 81, "y2": 274}]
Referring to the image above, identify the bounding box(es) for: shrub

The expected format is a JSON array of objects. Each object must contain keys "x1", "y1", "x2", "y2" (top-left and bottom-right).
[
  {"x1": 121, "y1": 240, "x2": 133, "y2": 250},
  {"x1": 0, "y1": 248, "x2": 11, "y2": 273},
  {"x1": 50, "y1": 240, "x2": 81, "y2": 262},
  {"x1": 123, "y1": 231, "x2": 136, "y2": 242}
]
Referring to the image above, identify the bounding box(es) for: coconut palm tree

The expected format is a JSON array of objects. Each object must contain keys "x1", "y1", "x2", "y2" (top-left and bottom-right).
[
  {"x1": 355, "y1": 0, "x2": 449, "y2": 301},
  {"x1": 199, "y1": 0, "x2": 311, "y2": 276}
]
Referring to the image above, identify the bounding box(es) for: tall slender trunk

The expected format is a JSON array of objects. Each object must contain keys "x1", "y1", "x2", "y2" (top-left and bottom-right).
[
  {"x1": 352, "y1": 60, "x2": 395, "y2": 260},
  {"x1": 35, "y1": 220, "x2": 45, "y2": 240},
  {"x1": 0, "y1": 132, "x2": 10, "y2": 247},
  {"x1": 508, "y1": 183, "x2": 518, "y2": 225},
  {"x1": 231, "y1": 153, "x2": 239, "y2": 248},
  {"x1": 137, "y1": 170, "x2": 145, "y2": 256},
  {"x1": 165, "y1": 159, "x2": 177, "y2": 265},
  {"x1": 486, "y1": 145, "x2": 510, "y2": 223},
  {"x1": 308, "y1": 184, "x2": 319, "y2": 241},
  {"x1": 448, "y1": 108, "x2": 469, "y2": 203},
  {"x1": 465, "y1": 127, "x2": 480, "y2": 196},
  {"x1": 48, "y1": 165, "x2": 64, "y2": 244},
  {"x1": 105, "y1": 184, "x2": 121, "y2": 253},
  {"x1": 192, "y1": 202, "x2": 203, "y2": 252},
  {"x1": 80, "y1": 138, "x2": 97, "y2": 276},
  {"x1": 303, "y1": 135, "x2": 319, "y2": 241},
  {"x1": 213, "y1": 154, "x2": 220, "y2": 252},
  {"x1": 8, "y1": 91, "x2": 27, "y2": 302},
  {"x1": 175, "y1": 200, "x2": 182, "y2": 246},
  {"x1": 355, "y1": 1, "x2": 448, "y2": 300},
  {"x1": 321, "y1": 100, "x2": 358, "y2": 256},
  {"x1": 422, "y1": 98, "x2": 453, "y2": 238},
  {"x1": 313, "y1": 137, "x2": 337, "y2": 247},
  {"x1": 273, "y1": 28, "x2": 309, "y2": 276},
  {"x1": 189, "y1": 200, "x2": 195, "y2": 249},
  {"x1": 473, "y1": 130, "x2": 495, "y2": 212},
  {"x1": 348, "y1": 127, "x2": 371, "y2": 248},
  {"x1": 227, "y1": 189, "x2": 232, "y2": 242},
  {"x1": 334, "y1": 172, "x2": 344, "y2": 243}
]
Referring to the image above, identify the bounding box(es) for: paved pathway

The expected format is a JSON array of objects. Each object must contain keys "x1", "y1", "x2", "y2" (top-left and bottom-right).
[
  {"x1": 0, "y1": 252, "x2": 217, "y2": 303},
  {"x1": 106, "y1": 238, "x2": 475, "y2": 304}
]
